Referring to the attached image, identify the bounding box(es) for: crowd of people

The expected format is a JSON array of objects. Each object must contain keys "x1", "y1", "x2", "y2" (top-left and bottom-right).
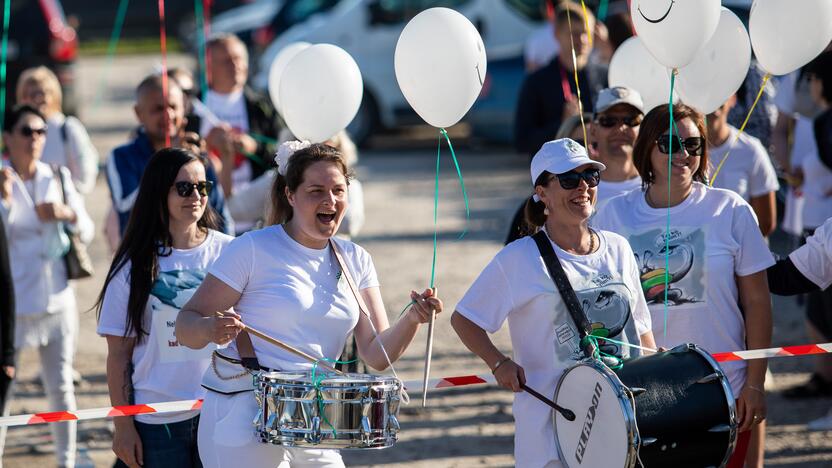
[{"x1": 0, "y1": 0, "x2": 829, "y2": 466}]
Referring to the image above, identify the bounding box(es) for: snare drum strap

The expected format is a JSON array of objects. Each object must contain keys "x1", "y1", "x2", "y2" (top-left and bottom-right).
[
  {"x1": 235, "y1": 330, "x2": 262, "y2": 371},
  {"x1": 329, "y1": 239, "x2": 372, "y2": 320},
  {"x1": 532, "y1": 231, "x2": 596, "y2": 358}
]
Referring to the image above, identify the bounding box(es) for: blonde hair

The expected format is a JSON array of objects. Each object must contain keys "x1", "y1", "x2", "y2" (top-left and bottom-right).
[{"x1": 16, "y1": 66, "x2": 62, "y2": 114}]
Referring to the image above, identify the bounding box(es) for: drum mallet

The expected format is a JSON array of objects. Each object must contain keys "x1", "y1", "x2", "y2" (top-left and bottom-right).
[
  {"x1": 421, "y1": 288, "x2": 437, "y2": 407},
  {"x1": 521, "y1": 384, "x2": 576, "y2": 421}
]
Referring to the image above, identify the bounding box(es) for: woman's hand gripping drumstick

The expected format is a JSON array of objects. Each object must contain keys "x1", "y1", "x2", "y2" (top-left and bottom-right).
[
  {"x1": 416, "y1": 288, "x2": 439, "y2": 407},
  {"x1": 215, "y1": 311, "x2": 344, "y2": 375}
]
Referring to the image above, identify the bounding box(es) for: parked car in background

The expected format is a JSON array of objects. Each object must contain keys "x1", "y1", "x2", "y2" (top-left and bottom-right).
[
  {"x1": 253, "y1": 0, "x2": 544, "y2": 146},
  {"x1": 6, "y1": 0, "x2": 79, "y2": 115}
]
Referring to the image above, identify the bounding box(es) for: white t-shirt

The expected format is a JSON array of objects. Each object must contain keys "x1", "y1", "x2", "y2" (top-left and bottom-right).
[
  {"x1": 799, "y1": 143, "x2": 832, "y2": 230},
  {"x1": 791, "y1": 217, "x2": 832, "y2": 290},
  {"x1": 201, "y1": 89, "x2": 254, "y2": 197},
  {"x1": 524, "y1": 23, "x2": 560, "y2": 70},
  {"x1": 710, "y1": 127, "x2": 780, "y2": 201},
  {"x1": 596, "y1": 176, "x2": 642, "y2": 210},
  {"x1": 208, "y1": 224, "x2": 379, "y2": 371},
  {"x1": 455, "y1": 230, "x2": 651, "y2": 467},
  {"x1": 97, "y1": 230, "x2": 233, "y2": 423},
  {"x1": 593, "y1": 183, "x2": 775, "y2": 395}
]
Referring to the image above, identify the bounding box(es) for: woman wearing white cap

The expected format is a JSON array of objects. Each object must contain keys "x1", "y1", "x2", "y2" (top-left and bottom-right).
[{"x1": 452, "y1": 138, "x2": 656, "y2": 467}]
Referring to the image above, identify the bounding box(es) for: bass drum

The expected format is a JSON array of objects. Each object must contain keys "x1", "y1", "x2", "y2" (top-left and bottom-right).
[{"x1": 554, "y1": 344, "x2": 737, "y2": 467}]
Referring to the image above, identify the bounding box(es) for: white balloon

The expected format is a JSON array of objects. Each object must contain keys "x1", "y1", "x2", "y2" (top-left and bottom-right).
[
  {"x1": 279, "y1": 44, "x2": 363, "y2": 143},
  {"x1": 394, "y1": 7, "x2": 486, "y2": 128},
  {"x1": 676, "y1": 8, "x2": 751, "y2": 115},
  {"x1": 267, "y1": 42, "x2": 311, "y2": 116},
  {"x1": 608, "y1": 37, "x2": 676, "y2": 113},
  {"x1": 630, "y1": 0, "x2": 721, "y2": 69},
  {"x1": 750, "y1": 0, "x2": 832, "y2": 76}
]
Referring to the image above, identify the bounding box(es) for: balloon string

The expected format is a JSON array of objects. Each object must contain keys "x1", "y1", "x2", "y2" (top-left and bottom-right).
[
  {"x1": 440, "y1": 128, "x2": 469, "y2": 240},
  {"x1": 430, "y1": 131, "x2": 441, "y2": 289},
  {"x1": 157, "y1": 0, "x2": 170, "y2": 147},
  {"x1": 579, "y1": 0, "x2": 594, "y2": 49},
  {"x1": 565, "y1": 5, "x2": 588, "y2": 149},
  {"x1": 0, "y1": 0, "x2": 10, "y2": 158},
  {"x1": 710, "y1": 73, "x2": 771, "y2": 186},
  {"x1": 93, "y1": 0, "x2": 129, "y2": 111},
  {"x1": 664, "y1": 70, "x2": 677, "y2": 340},
  {"x1": 597, "y1": 0, "x2": 609, "y2": 21},
  {"x1": 195, "y1": 0, "x2": 209, "y2": 99}
]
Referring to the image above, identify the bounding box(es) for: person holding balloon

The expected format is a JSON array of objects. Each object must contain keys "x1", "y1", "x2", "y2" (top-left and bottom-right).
[
  {"x1": 176, "y1": 142, "x2": 443, "y2": 467},
  {"x1": 592, "y1": 104, "x2": 774, "y2": 467}
]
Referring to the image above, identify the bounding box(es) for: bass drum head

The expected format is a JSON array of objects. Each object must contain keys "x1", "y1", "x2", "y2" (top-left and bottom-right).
[{"x1": 554, "y1": 363, "x2": 637, "y2": 468}]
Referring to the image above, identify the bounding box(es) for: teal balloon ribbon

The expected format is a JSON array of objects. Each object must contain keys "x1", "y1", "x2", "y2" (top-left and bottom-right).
[
  {"x1": 93, "y1": 0, "x2": 130, "y2": 110},
  {"x1": 194, "y1": 0, "x2": 209, "y2": 99},
  {"x1": 664, "y1": 71, "x2": 677, "y2": 340},
  {"x1": 310, "y1": 357, "x2": 356, "y2": 437},
  {"x1": 580, "y1": 333, "x2": 624, "y2": 370},
  {"x1": 440, "y1": 128, "x2": 470, "y2": 240},
  {"x1": 0, "y1": 0, "x2": 10, "y2": 157},
  {"x1": 248, "y1": 132, "x2": 278, "y2": 146},
  {"x1": 597, "y1": 0, "x2": 609, "y2": 21},
  {"x1": 429, "y1": 132, "x2": 441, "y2": 289}
]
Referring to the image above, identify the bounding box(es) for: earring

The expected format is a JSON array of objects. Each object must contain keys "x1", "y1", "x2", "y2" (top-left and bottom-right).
[{"x1": 543, "y1": 207, "x2": 550, "y2": 215}]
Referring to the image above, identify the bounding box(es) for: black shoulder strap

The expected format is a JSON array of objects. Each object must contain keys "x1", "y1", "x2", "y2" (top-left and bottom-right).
[{"x1": 532, "y1": 230, "x2": 595, "y2": 358}]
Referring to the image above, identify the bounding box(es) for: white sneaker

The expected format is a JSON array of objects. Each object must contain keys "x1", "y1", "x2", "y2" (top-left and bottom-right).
[{"x1": 807, "y1": 409, "x2": 832, "y2": 431}]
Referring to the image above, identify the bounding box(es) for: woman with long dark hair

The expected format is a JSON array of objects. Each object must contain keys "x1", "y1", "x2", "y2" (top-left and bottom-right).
[
  {"x1": 96, "y1": 148, "x2": 233, "y2": 468},
  {"x1": 593, "y1": 104, "x2": 774, "y2": 467},
  {"x1": 176, "y1": 142, "x2": 442, "y2": 467}
]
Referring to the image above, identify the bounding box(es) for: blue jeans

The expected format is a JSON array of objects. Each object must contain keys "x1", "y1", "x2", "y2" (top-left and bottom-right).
[{"x1": 114, "y1": 415, "x2": 202, "y2": 468}]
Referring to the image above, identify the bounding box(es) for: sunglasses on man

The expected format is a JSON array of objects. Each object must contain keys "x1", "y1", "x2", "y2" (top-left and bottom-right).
[
  {"x1": 655, "y1": 136, "x2": 706, "y2": 156},
  {"x1": 596, "y1": 115, "x2": 642, "y2": 128},
  {"x1": 555, "y1": 169, "x2": 601, "y2": 190},
  {"x1": 174, "y1": 180, "x2": 213, "y2": 197},
  {"x1": 18, "y1": 126, "x2": 47, "y2": 137}
]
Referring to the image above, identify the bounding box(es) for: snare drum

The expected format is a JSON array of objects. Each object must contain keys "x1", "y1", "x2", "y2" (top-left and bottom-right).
[
  {"x1": 254, "y1": 371, "x2": 402, "y2": 449},
  {"x1": 554, "y1": 344, "x2": 737, "y2": 467}
]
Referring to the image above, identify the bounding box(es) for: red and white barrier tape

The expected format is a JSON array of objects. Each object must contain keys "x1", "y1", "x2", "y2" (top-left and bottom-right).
[{"x1": 1, "y1": 343, "x2": 829, "y2": 427}]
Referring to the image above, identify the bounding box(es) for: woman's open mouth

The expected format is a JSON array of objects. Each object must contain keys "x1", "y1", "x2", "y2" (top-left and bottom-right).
[{"x1": 317, "y1": 212, "x2": 336, "y2": 224}]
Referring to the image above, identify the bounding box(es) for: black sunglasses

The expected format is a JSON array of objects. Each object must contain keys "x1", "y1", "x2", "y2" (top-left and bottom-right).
[
  {"x1": 19, "y1": 126, "x2": 47, "y2": 137},
  {"x1": 174, "y1": 180, "x2": 213, "y2": 197},
  {"x1": 596, "y1": 115, "x2": 642, "y2": 128},
  {"x1": 555, "y1": 169, "x2": 601, "y2": 190},
  {"x1": 656, "y1": 136, "x2": 705, "y2": 156}
]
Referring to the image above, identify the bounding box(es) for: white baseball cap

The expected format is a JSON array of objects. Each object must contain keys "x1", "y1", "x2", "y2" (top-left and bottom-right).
[
  {"x1": 594, "y1": 86, "x2": 644, "y2": 116},
  {"x1": 531, "y1": 138, "x2": 605, "y2": 200}
]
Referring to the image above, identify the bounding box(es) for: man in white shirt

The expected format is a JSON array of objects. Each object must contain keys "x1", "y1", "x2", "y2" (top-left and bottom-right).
[
  {"x1": 589, "y1": 86, "x2": 644, "y2": 206},
  {"x1": 708, "y1": 94, "x2": 780, "y2": 237},
  {"x1": 189, "y1": 34, "x2": 281, "y2": 232}
]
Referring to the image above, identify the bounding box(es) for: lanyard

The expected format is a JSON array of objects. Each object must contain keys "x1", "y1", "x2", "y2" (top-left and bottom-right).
[{"x1": 559, "y1": 63, "x2": 574, "y2": 103}]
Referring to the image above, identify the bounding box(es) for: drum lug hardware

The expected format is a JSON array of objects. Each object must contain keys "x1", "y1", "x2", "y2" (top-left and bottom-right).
[
  {"x1": 707, "y1": 424, "x2": 732, "y2": 433},
  {"x1": 360, "y1": 416, "x2": 372, "y2": 444},
  {"x1": 696, "y1": 373, "x2": 721, "y2": 384},
  {"x1": 642, "y1": 437, "x2": 658, "y2": 446},
  {"x1": 311, "y1": 416, "x2": 323, "y2": 443},
  {"x1": 388, "y1": 414, "x2": 401, "y2": 431},
  {"x1": 670, "y1": 343, "x2": 693, "y2": 354},
  {"x1": 629, "y1": 387, "x2": 647, "y2": 396}
]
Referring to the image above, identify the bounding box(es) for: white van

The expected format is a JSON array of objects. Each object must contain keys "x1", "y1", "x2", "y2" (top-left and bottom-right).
[{"x1": 253, "y1": 0, "x2": 544, "y2": 144}]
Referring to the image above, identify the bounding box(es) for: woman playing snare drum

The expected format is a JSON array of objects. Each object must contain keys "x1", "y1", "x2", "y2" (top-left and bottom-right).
[
  {"x1": 176, "y1": 142, "x2": 442, "y2": 467},
  {"x1": 452, "y1": 139, "x2": 657, "y2": 468}
]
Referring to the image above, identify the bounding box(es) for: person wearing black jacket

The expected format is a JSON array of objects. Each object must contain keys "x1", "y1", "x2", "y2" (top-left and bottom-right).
[
  {"x1": 0, "y1": 214, "x2": 14, "y2": 415},
  {"x1": 513, "y1": 3, "x2": 608, "y2": 159}
]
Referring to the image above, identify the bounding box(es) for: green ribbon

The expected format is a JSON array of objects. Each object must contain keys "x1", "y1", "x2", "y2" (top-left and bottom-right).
[
  {"x1": 310, "y1": 357, "x2": 356, "y2": 437},
  {"x1": 0, "y1": 0, "x2": 10, "y2": 156},
  {"x1": 249, "y1": 132, "x2": 278, "y2": 146},
  {"x1": 93, "y1": 0, "x2": 130, "y2": 111},
  {"x1": 663, "y1": 72, "x2": 677, "y2": 340},
  {"x1": 597, "y1": 0, "x2": 609, "y2": 21},
  {"x1": 195, "y1": 0, "x2": 209, "y2": 99},
  {"x1": 580, "y1": 331, "x2": 624, "y2": 370}
]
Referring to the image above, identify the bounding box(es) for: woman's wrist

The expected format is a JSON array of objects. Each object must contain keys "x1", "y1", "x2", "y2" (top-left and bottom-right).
[{"x1": 490, "y1": 356, "x2": 511, "y2": 374}]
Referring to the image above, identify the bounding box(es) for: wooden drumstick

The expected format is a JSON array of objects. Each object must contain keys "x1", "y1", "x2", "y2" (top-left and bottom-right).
[
  {"x1": 218, "y1": 312, "x2": 345, "y2": 375},
  {"x1": 421, "y1": 288, "x2": 437, "y2": 407}
]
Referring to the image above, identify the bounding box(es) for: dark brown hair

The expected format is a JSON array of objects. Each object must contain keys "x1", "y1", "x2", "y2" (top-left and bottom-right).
[
  {"x1": 632, "y1": 103, "x2": 709, "y2": 188},
  {"x1": 95, "y1": 148, "x2": 219, "y2": 341},
  {"x1": 522, "y1": 172, "x2": 555, "y2": 230},
  {"x1": 268, "y1": 143, "x2": 352, "y2": 225}
]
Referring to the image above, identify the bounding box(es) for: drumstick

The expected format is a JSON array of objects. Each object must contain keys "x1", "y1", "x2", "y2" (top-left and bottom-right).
[
  {"x1": 521, "y1": 384, "x2": 576, "y2": 421},
  {"x1": 218, "y1": 312, "x2": 345, "y2": 375},
  {"x1": 421, "y1": 288, "x2": 437, "y2": 408}
]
